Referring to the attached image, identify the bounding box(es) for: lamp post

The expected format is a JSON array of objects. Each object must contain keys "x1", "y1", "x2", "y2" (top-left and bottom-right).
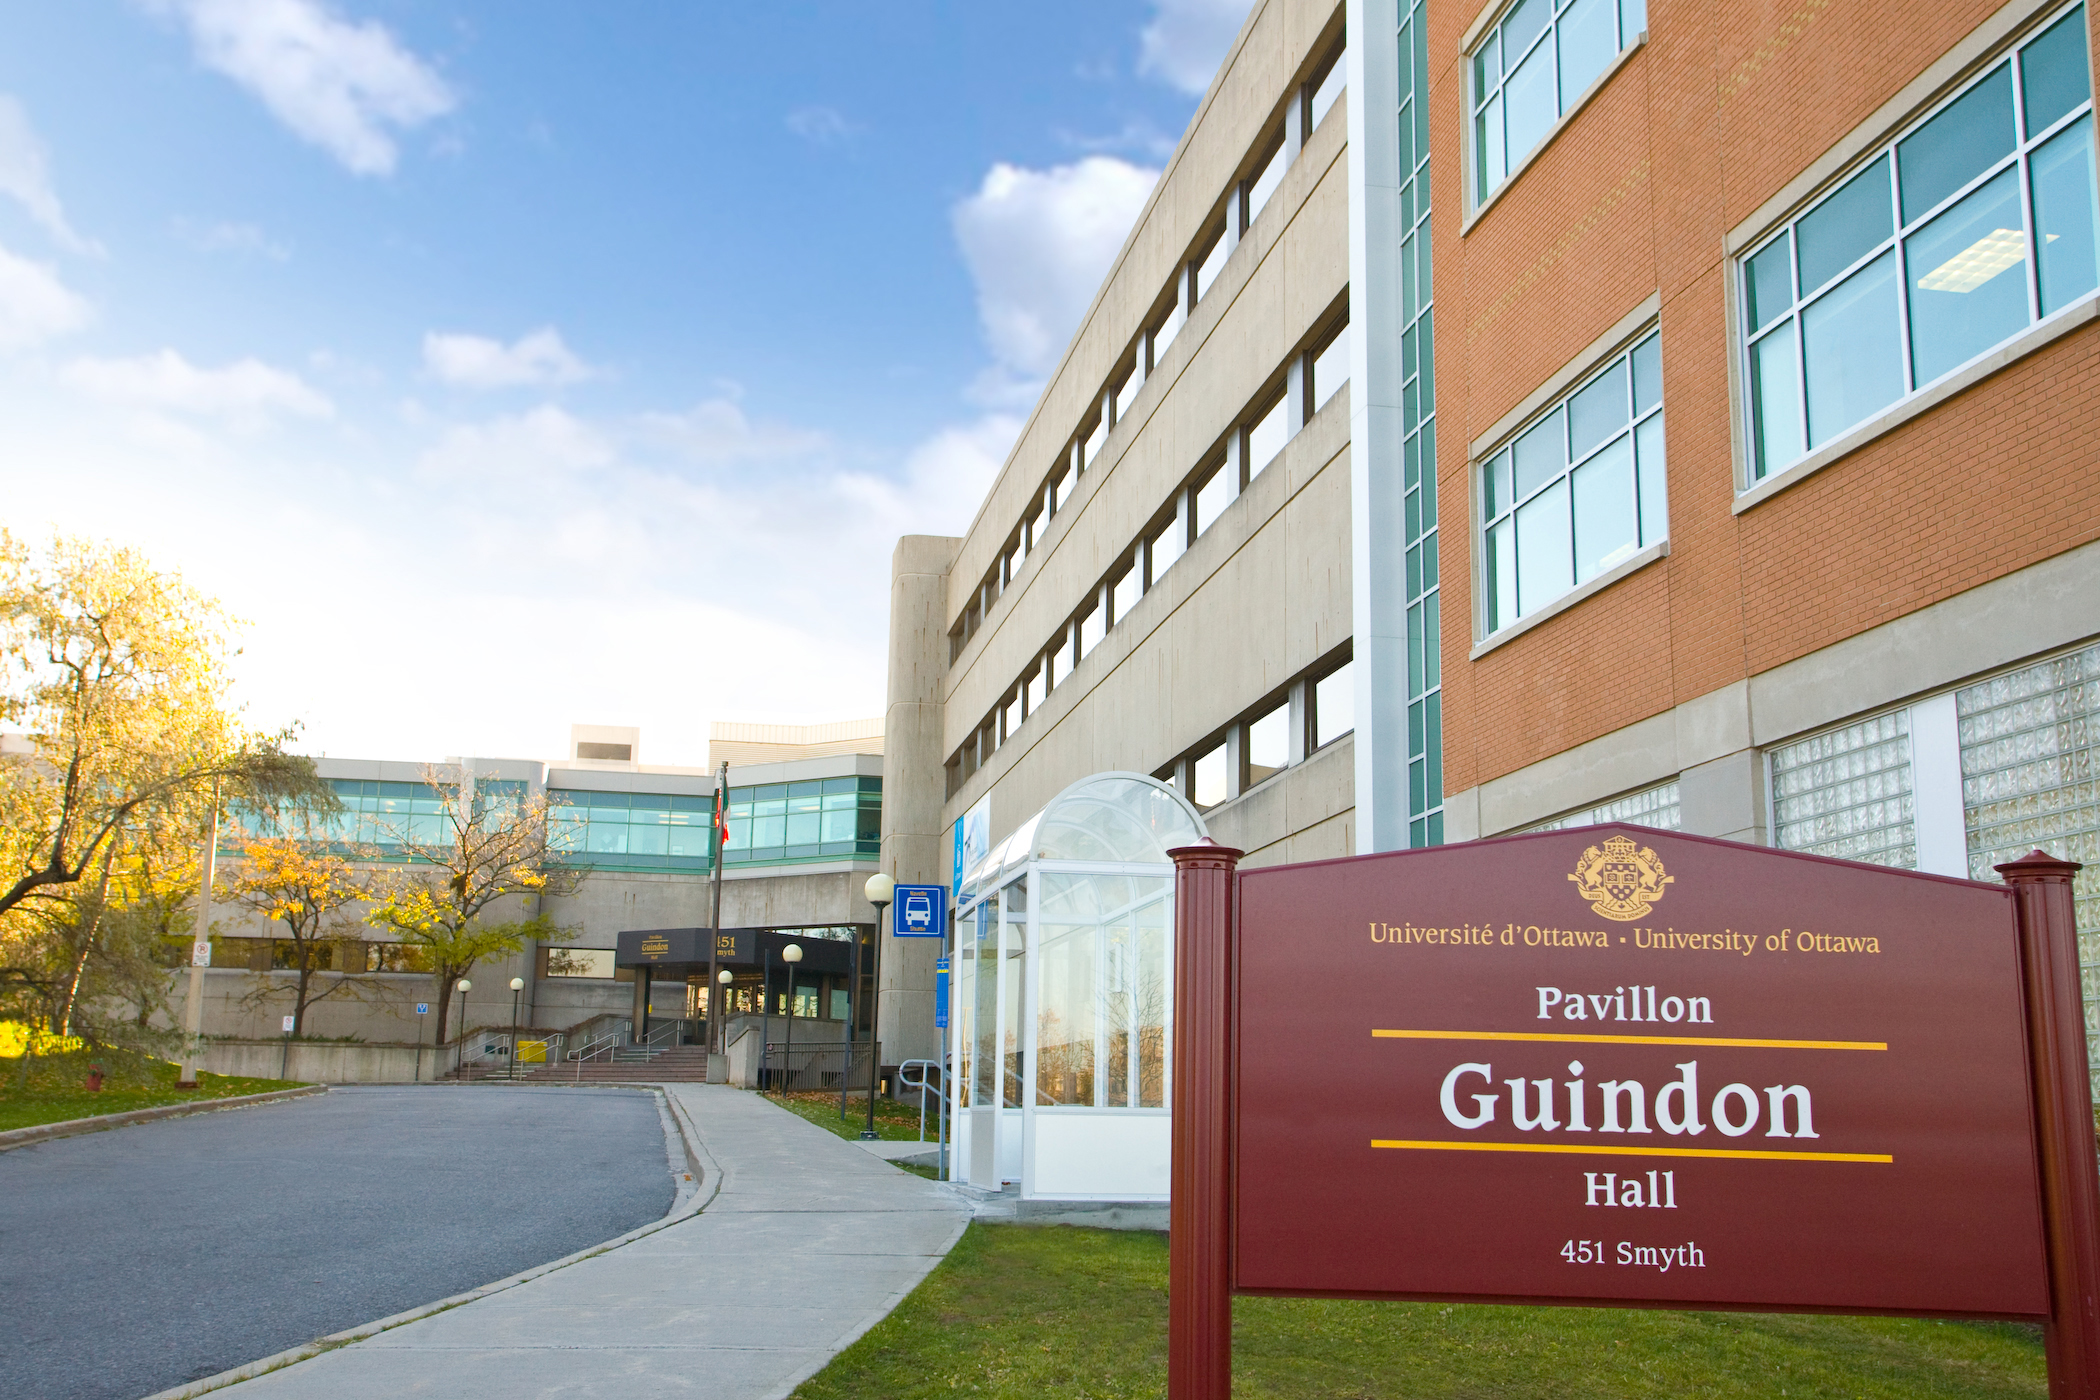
[
  {"x1": 862, "y1": 873, "x2": 893, "y2": 1140},
  {"x1": 781, "y1": 944, "x2": 803, "y2": 1097},
  {"x1": 716, "y1": 968, "x2": 733, "y2": 1081},
  {"x1": 508, "y1": 976, "x2": 524, "y2": 1081},
  {"x1": 455, "y1": 978, "x2": 471, "y2": 1077}
]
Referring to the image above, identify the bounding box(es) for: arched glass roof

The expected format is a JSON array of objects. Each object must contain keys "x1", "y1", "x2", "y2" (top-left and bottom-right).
[{"x1": 962, "y1": 772, "x2": 1206, "y2": 899}]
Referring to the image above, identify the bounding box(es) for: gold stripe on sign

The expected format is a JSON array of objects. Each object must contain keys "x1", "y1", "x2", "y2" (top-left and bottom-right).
[
  {"x1": 1370, "y1": 1139, "x2": 1893, "y2": 1164},
  {"x1": 1371, "y1": 1029, "x2": 1886, "y2": 1051}
]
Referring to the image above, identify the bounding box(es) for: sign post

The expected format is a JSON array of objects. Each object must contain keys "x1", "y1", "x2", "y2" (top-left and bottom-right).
[
  {"x1": 414, "y1": 1002, "x2": 429, "y2": 1082},
  {"x1": 1999, "y1": 851, "x2": 2100, "y2": 1391},
  {"x1": 1168, "y1": 827, "x2": 2100, "y2": 1399},
  {"x1": 280, "y1": 1014, "x2": 296, "y2": 1080}
]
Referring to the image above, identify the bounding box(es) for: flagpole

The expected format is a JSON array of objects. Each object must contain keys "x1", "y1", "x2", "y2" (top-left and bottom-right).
[{"x1": 706, "y1": 760, "x2": 728, "y2": 1060}]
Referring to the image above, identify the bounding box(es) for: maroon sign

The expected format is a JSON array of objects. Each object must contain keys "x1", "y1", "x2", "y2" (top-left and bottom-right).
[{"x1": 1233, "y1": 828, "x2": 2048, "y2": 1317}]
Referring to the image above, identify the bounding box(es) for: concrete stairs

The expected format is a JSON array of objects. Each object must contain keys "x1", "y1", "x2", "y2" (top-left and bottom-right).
[{"x1": 516, "y1": 1046, "x2": 715, "y2": 1083}]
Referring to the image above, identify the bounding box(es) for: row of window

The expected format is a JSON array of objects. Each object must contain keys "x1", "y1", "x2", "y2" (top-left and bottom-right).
[
  {"x1": 1155, "y1": 653, "x2": 1356, "y2": 811},
  {"x1": 231, "y1": 775, "x2": 882, "y2": 875},
  {"x1": 200, "y1": 937, "x2": 438, "y2": 974},
  {"x1": 549, "y1": 777, "x2": 882, "y2": 872},
  {"x1": 948, "y1": 36, "x2": 1348, "y2": 665},
  {"x1": 947, "y1": 315, "x2": 1350, "y2": 796}
]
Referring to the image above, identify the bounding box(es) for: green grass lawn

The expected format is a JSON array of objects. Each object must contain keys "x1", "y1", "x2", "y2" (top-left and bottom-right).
[
  {"x1": 0, "y1": 1045, "x2": 304, "y2": 1133},
  {"x1": 765, "y1": 1086, "x2": 945, "y2": 1144},
  {"x1": 792, "y1": 1223, "x2": 2047, "y2": 1400}
]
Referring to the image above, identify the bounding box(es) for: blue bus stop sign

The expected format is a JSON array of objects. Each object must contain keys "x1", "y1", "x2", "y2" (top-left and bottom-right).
[
  {"x1": 893, "y1": 883, "x2": 947, "y2": 938},
  {"x1": 934, "y1": 957, "x2": 950, "y2": 1029}
]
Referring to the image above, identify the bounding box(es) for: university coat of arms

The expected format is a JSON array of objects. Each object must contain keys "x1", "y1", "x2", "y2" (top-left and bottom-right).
[{"x1": 1568, "y1": 833, "x2": 1673, "y2": 922}]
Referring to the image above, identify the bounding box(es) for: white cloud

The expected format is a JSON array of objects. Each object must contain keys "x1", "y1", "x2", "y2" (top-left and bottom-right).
[
  {"x1": 422, "y1": 327, "x2": 596, "y2": 389},
  {"x1": 174, "y1": 217, "x2": 290, "y2": 261},
  {"x1": 146, "y1": 0, "x2": 455, "y2": 177},
  {"x1": 785, "y1": 105, "x2": 857, "y2": 146},
  {"x1": 61, "y1": 349, "x2": 334, "y2": 425},
  {"x1": 951, "y1": 156, "x2": 1158, "y2": 380},
  {"x1": 638, "y1": 396, "x2": 830, "y2": 465},
  {"x1": 0, "y1": 97, "x2": 99, "y2": 255},
  {"x1": 0, "y1": 241, "x2": 90, "y2": 350},
  {"x1": 1138, "y1": 0, "x2": 1252, "y2": 95}
]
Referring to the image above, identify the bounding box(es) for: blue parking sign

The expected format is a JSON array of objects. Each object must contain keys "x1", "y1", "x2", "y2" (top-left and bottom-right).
[{"x1": 892, "y1": 884, "x2": 946, "y2": 938}]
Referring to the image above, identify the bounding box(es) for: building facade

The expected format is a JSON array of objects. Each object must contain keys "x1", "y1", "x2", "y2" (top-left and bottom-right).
[
  {"x1": 880, "y1": 0, "x2": 2100, "y2": 1186},
  {"x1": 173, "y1": 722, "x2": 889, "y2": 1074}
]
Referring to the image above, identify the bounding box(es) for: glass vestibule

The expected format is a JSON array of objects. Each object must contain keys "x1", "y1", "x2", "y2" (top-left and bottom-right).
[{"x1": 947, "y1": 773, "x2": 1204, "y2": 1201}]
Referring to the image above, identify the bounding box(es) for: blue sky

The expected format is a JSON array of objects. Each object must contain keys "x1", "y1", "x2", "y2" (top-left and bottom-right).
[{"x1": 0, "y1": 0, "x2": 1250, "y2": 765}]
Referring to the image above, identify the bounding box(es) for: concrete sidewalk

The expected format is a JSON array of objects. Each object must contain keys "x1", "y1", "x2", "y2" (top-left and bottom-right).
[{"x1": 206, "y1": 1085, "x2": 970, "y2": 1400}]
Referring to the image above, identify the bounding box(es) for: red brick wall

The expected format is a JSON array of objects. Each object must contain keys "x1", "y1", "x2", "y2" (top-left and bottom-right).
[{"x1": 1430, "y1": 0, "x2": 2100, "y2": 795}]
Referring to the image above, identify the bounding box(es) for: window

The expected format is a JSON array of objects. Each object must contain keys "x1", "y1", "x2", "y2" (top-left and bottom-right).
[
  {"x1": 1525, "y1": 779, "x2": 1681, "y2": 832},
  {"x1": 1153, "y1": 298, "x2": 1184, "y2": 362},
  {"x1": 1473, "y1": 0, "x2": 1645, "y2": 202},
  {"x1": 1081, "y1": 411, "x2": 1108, "y2": 470},
  {"x1": 1052, "y1": 464, "x2": 1075, "y2": 513},
  {"x1": 1247, "y1": 138, "x2": 1286, "y2": 226},
  {"x1": 1025, "y1": 664, "x2": 1047, "y2": 715},
  {"x1": 1247, "y1": 392, "x2": 1288, "y2": 479},
  {"x1": 1958, "y1": 644, "x2": 2100, "y2": 1090},
  {"x1": 1312, "y1": 325, "x2": 1350, "y2": 412},
  {"x1": 1743, "y1": 6, "x2": 2096, "y2": 481},
  {"x1": 1149, "y1": 512, "x2": 1185, "y2": 579},
  {"x1": 1311, "y1": 51, "x2": 1347, "y2": 130},
  {"x1": 1111, "y1": 564, "x2": 1140, "y2": 625},
  {"x1": 543, "y1": 947, "x2": 616, "y2": 979},
  {"x1": 1194, "y1": 226, "x2": 1228, "y2": 301},
  {"x1": 1247, "y1": 704, "x2": 1289, "y2": 787},
  {"x1": 1114, "y1": 355, "x2": 1143, "y2": 422},
  {"x1": 1193, "y1": 744, "x2": 1228, "y2": 808},
  {"x1": 1314, "y1": 662, "x2": 1355, "y2": 748},
  {"x1": 1481, "y1": 329, "x2": 1664, "y2": 633},
  {"x1": 1002, "y1": 690, "x2": 1022, "y2": 739},
  {"x1": 722, "y1": 776, "x2": 881, "y2": 866},
  {"x1": 1771, "y1": 710, "x2": 1916, "y2": 867},
  {"x1": 1194, "y1": 458, "x2": 1233, "y2": 536},
  {"x1": 1078, "y1": 600, "x2": 1105, "y2": 659},
  {"x1": 550, "y1": 790, "x2": 715, "y2": 872},
  {"x1": 1399, "y1": 0, "x2": 1442, "y2": 849}
]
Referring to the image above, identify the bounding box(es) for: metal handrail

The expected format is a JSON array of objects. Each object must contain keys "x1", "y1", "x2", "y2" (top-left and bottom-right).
[{"x1": 898, "y1": 1059, "x2": 948, "y2": 1142}]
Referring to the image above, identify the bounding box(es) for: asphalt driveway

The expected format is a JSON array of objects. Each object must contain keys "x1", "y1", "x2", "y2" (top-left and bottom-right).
[{"x1": 0, "y1": 1085, "x2": 676, "y2": 1400}]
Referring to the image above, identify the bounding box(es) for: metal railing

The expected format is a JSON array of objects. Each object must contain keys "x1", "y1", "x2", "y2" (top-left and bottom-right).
[
  {"x1": 570, "y1": 1021, "x2": 631, "y2": 1065},
  {"x1": 898, "y1": 1056, "x2": 954, "y2": 1177},
  {"x1": 763, "y1": 1043, "x2": 871, "y2": 1093}
]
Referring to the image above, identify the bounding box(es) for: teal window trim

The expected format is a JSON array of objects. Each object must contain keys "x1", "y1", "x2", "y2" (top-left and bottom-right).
[{"x1": 1400, "y1": 0, "x2": 1445, "y2": 849}]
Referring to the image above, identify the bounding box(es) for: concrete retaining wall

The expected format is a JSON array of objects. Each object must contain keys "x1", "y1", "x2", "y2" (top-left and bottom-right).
[{"x1": 203, "y1": 1041, "x2": 445, "y2": 1084}]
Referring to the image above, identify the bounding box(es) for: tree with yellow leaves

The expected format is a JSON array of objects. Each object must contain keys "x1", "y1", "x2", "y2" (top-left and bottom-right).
[
  {"x1": 363, "y1": 767, "x2": 584, "y2": 1046},
  {"x1": 0, "y1": 530, "x2": 323, "y2": 1045},
  {"x1": 224, "y1": 835, "x2": 377, "y2": 1037}
]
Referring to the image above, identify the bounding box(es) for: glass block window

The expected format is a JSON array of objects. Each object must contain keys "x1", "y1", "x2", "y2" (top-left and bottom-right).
[
  {"x1": 1742, "y1": 5, "x2": 2096, "y2": 481},
  {"x1": 1398, "y1": 0, "x2": 1444, "y2": 849},
  {"x1": 1472, "y1": 0, "x2": 1647, "y2": 202},
  {"x1": 1525, "y1": 779, "x2": 1681, "y2": 832},
  {"x1": 1482, "y1": 330, "x2": 1665, "y2": 633},
  {"x1": 1958, "y1": 644, "x2": 2100, "y2": 1091},
  {"x1": 549, "y1": 790, "x2": 715, "y2": 873},
  {"x1": 1770, "y1": 710, "x2": 1917, "y2": 867},
  {"x1": 723, "y1": 775, "x2": 882, "y2": 867}
]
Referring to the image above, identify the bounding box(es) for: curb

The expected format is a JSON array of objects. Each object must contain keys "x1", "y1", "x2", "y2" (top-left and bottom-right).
[
  {"x1": 138, "y1": 1083, "x2": 724, "y2": 1400},
  {"x1": 0, "y1": 1085, "x2": 327, "y2": 1153}
]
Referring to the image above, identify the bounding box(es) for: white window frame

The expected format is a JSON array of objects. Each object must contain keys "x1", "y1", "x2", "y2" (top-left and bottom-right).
[
  {"x1": 1471, "y1": 320, "x2": 1667, "y2": 649},
  {"x1": 1462, "y1": 0, "x2": 1648, "y2": 221}
]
